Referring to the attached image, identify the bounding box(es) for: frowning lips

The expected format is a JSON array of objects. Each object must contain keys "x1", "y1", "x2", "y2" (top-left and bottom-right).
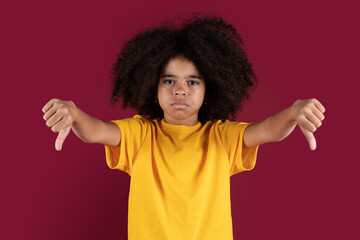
[
  {"x1": 171, "y1": 101, "x2": 188, "y2": 105},
  {"x1": 171, "y1": 101, "x2": 189, "y2": 108}
]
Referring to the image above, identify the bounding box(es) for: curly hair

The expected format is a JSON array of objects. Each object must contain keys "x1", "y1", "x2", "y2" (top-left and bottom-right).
[{"x1": 111, "y1": 14, "x2": 257, "y2": 123}]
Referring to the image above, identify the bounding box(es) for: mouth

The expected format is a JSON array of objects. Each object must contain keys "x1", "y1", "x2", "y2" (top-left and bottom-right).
[{"x1": 171, "y1": 102, "x2": 188, "y2": 108}]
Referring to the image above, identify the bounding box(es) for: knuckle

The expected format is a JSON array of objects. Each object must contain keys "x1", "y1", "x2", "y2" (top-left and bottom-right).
[
  {"x1": 300, "y1": 108, "x2": 309, "y2": 116},
  {"x1": 294, "y1": 99, "x2": 302, "y2": 105},
  {"x1": 57, "y1": 107, "x2": 65, "y2": 115},
  {"x1": 63, "y1": 116, "x2": 71, "y2": 126},
  {"x1": 63, "y1": 107, "x2": 69, "y2": 114},
  {"x1": 54, "y1": 101, "x2": 63, "y2": 108},
  {"x1": 309, "y1": 98, "x2": 316, "y2": 105},
  {"x1": 67, "y1": 115, "x2": 74, "y2": 124},
  {"x1": 50, "y1": 98, "x2": 60, "y2": 105},
  {"x1": 305, "y1": 101, "x2": 313, "y2": 107},
  {"x1": 298, "y1": 115, "x2": 306, "y2": 122}
]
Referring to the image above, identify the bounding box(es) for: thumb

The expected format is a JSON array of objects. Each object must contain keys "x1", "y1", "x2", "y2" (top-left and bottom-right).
[
  {"x1": 299, "y1": 125, "x2": 317, "y2": 151},
  {"x1": 55, "y1": 126, "x2": 71, "y2": 151}
]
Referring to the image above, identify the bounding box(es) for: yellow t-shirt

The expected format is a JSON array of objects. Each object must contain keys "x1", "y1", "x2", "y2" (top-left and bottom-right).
[{"x1": 105, "y1": 115, "x2": 259, "y2": 240}]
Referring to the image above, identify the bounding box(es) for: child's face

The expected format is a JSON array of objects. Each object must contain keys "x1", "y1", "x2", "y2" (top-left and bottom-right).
[{"x1": 157, "y1": 55, "x2": 205, "y2": 126}]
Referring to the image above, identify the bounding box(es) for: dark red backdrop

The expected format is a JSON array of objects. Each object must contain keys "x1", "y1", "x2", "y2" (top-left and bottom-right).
[{"x1": 1, "y1": 0, "x2": 359, "y2": 239}]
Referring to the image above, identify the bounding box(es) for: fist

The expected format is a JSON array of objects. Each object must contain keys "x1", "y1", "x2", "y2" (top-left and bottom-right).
[
  {"x1": 291, "y1": 98, "x2": 326, "y2": 150},
  {"x1": 42, "y1": 98, "x2": 77, "y2": 151}
]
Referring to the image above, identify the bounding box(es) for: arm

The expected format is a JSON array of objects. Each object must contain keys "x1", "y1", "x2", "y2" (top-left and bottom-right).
[
  {"x1": 42, "y1": 98, "x2": 121, "y2": 151},
  {"x1": 243, "y1": 98, "x2": 326, "y2": 150}
]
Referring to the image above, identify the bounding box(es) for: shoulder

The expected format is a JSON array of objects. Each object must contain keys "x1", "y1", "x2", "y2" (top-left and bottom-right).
[
  {"x1": 212, "y1": 119, "x2": 250, "y2": 130},
  {"x1": 111, "y1": 115, "x2": 154, "y2": 128},
  {"x1": 211, "y1": 119, "x2": 252, "y2": 141}
]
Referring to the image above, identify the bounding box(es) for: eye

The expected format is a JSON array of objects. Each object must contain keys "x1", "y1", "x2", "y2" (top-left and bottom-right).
[
  {"x1": 163, "y1": 79, "x2": 175, "y2": 84},
  {"x1": 188, "y1": 80, "x2": 199, "y2": 85}
]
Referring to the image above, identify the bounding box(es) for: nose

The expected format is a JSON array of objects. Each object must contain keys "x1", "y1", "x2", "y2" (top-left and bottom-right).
[{"x1": 173, "y1": 84, "x2": 187, "y2": 96}]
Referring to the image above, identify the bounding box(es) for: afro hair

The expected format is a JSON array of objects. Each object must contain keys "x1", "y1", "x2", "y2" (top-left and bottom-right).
[{"x1": 111, "y1": 14, "x2": 257, "y2": 123}]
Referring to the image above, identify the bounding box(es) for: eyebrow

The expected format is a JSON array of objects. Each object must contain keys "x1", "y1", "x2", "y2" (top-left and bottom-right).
[{"x1": 160, "y1": 74, "x2": 203, "y2": 80}]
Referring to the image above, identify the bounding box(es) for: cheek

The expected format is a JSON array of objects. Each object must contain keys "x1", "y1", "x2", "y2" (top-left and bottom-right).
[
  {"x1": 157, "y1": 88, "x2": 169, "y2": 109},
  {"x1": 157, "y1": 87, "x2": 166, "y2": 100},
  {"x1": 195, "y1": 87, "x2": 206, "y2": 102}
]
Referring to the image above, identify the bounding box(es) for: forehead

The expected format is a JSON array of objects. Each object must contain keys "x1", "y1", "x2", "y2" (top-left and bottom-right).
[{"x1": 160, "y1": 56, "x2": 201, "y2": 75}]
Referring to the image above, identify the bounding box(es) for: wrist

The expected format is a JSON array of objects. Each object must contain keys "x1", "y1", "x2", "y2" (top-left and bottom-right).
[
  {"x1": 68, "y1": 101, "x2": 79, "y2": 123},
  {"x1": 289, "y1": 101, "x2": 300, "y2": 122}
]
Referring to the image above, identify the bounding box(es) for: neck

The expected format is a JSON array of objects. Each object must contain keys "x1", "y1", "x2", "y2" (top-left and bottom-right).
[{"x1": 163, "y1": 114, "x2": 199, "y2": 126}]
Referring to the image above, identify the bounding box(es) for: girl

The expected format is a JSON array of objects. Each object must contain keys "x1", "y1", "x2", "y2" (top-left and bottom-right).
[{"x1": 42, "y1": 15, "x2": 325, "y2": 240}]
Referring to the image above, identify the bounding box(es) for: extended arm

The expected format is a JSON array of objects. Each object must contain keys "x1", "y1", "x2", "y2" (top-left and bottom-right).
[
  {"x1": 42, "y1": 98, "x2": 121, "y2": 151},
  {"x1": 243, "y1": 98, "x2": 326, "y2": 150}
]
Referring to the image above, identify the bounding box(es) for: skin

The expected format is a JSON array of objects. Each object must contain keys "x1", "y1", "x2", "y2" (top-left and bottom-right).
[
  {"x1": 42, "y1": 56, "x2": 325, "y2": 151},
  {"x1": 42, "y1": 99, "x2": 120, "y2": 151},
  {"x1": 157, "y1": 55, "x2": 206, "y2": 126},
  {"x1": 244, "y1": 98, "x2": 325, "y2": 150}
]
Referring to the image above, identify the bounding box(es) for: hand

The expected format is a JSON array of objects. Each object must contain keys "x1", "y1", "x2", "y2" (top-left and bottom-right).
[
  {"x1": 291, "y1": 98, "x2": 325, "y2": 151},
  {"x1": 42, "y1": 99, "x2": 77, "y2": 151}
]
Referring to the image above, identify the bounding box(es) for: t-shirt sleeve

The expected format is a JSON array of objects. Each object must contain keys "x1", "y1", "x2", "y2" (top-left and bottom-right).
[
  {"x1": 218, "y1": 121, "x2": 259, "y2": 177},
  {"x1": 104, "y1": 115, "x2": 148, "y2": 176}
]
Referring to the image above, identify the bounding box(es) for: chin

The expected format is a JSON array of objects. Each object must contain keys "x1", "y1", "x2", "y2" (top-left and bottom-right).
[{"x1": 166, "y1": 111, "x2": 189, "y2": 119}]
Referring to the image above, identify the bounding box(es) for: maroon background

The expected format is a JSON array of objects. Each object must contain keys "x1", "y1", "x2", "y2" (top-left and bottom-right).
[{"x1": 1, "y1": 0, "x2": 359, "y2": 239}]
